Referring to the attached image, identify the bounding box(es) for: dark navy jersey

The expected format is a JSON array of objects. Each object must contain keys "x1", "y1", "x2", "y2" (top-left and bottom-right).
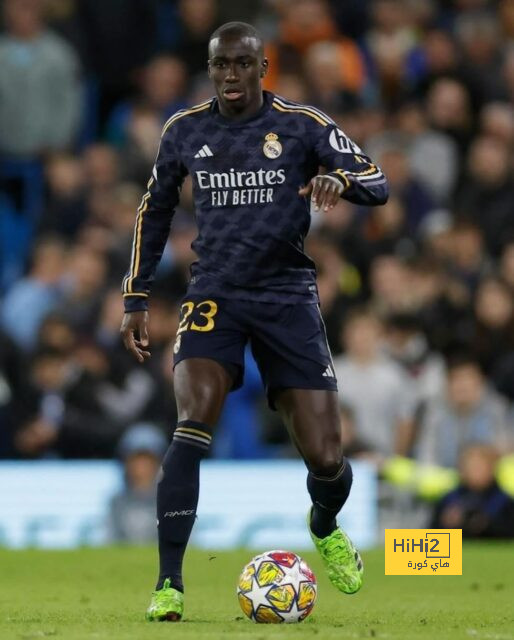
[{"x1": 122, "y1": 91, "x2": 388, "y2": 311}]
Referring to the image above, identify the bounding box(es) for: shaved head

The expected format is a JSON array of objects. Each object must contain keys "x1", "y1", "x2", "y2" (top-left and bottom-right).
[{"x1": 208, "y1": 21, "x2": 264, "y2": 58}]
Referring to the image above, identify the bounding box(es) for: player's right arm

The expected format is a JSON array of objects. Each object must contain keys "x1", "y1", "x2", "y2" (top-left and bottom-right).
[{"x1": 120, "y1": 122, "x2": 187, "y2": 362}]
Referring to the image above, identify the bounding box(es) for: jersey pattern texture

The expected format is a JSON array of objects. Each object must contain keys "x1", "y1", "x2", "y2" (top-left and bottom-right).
[{"x1": 122, "y1": 91, "x2": 388, "y2": 311}]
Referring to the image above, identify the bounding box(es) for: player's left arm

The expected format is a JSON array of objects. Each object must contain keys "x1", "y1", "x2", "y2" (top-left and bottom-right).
[{"x1": 299, "y1": 123, "x2": 389, "y2": 211}]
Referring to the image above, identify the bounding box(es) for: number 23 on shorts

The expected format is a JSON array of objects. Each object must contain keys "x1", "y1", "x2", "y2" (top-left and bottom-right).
[{"x1": 177, "y1": 299, "x2": 218, "y2": 335}]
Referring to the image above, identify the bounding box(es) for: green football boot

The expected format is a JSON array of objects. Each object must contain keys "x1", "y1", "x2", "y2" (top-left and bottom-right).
[
  {"x1": 146, "y1": 578, "x2": 184, "y2": 621},
  {"x1": 308, "y1": 509, "x2": 364, "y2": 594}
]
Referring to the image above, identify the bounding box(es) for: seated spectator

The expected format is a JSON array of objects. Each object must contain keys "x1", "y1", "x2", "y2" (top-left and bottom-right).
[
  {"x1": 409, "y1": 28, "x2": 461, "y2": 98},
  {"x1": 333, "y1": 307, "x2": 417, "y2": 459},
  {"x1": 425, "y1": 77, "x2": 474, "y2": 159},
  {"x1": 1, "y1": 235, "x2": 68, "y2": 350},
  {"x1": 303, "y1": 40, "x2": 365, "y2": 113},
  {"x1": 369, "y1": 254, "x2": 417, "y2": 315},
  {"x1": 394, "y1": 101, "x2": 458, "y2": 205},
  {"x1": 172, "y1": 0, "x2": 218, "y2": 76},
  {"x1": 0, "y1": 329, "x2": 24, "y2": 458},
  {"x1": 472, "y1": 278, "x2": 514, "y2": 375},
  {"x1": 13, "y1": 346, "x2": 124, "y2": 458},
  {"x1": 415, "y1": 357, "x2": 513, "y2": 469},
  {"x1": 370, "y1": 138, "x2": 434, "y2": 233},
  {"x1": 455, "y1": 11, "x2": 505, "y2": 108},
  {"x1": 38, "y1": 153, "x2": 88, "y2": 240},
  {"x1": 454, "y1": 136, "x2": 514, "y2": 257},
  {"x1": 499, "y1": 240, "x2": 514, "y2": 291},
  {"x1": 365, "y1": 0, "x2": 418, "y2": 106},
  {"x1": 264, "y1": 0, "x2": 366, "y2": 101},
  {"x1": 55, "y1": 243, "x2": 108, "y2": 336},
  {"x1": 362, "y1": 195, "x2": 416, "y2": 259},
  {"x1": 383, "y1": 312, "x2": 446, "y2": 412},
  {"x1": 118, "y1": 107, "x2": 163, "y2": 187},
  {"x1": 0, "y1": 0, "x2": 82, "y2": 158},
  {"x1": 430, "y1": 444, "x2": 514, "y2": 538},
  {"x1": 305, "y1": 232, "x2": 363, "y2": 353},
  {"x1": 479, "y1": 102, "x2": 514, "y2": 147},
  {"x1": 108, "y1": 423, "x2": 168, "y2": 544},
  {"x1": 106, "y1": 54, "x2": 187, "y2": 147},
  {"x1": 446, "y1": 222, "x2": 491, "y2": 297}
]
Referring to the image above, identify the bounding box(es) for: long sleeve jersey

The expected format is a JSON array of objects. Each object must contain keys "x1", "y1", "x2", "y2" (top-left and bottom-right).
[{"x1": 122, "y1": 91, "x2": 388, "y2": 311}]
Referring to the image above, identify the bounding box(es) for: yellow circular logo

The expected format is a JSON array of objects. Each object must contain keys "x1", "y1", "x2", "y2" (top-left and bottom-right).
[{"x1": 263, "y1": 132, "x2": 282, "y2": 159}]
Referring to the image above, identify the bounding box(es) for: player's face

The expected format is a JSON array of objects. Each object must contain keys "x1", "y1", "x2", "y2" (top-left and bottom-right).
[{"x1": 208, "y1": 36, "x2": 267, "y2": 118}]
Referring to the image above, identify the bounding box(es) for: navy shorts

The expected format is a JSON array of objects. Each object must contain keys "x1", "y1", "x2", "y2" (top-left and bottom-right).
[{"x1": 172, "y1": 295, "x2": 337, "y2": 408}]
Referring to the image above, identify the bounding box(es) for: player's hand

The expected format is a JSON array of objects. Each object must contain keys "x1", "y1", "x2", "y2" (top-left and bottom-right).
[
  {"x1": 120, "y1": 310, "x2": 151, "y2": 363},
  {"x1": 299, "y1": 175, "x2": 345, "y2": 212}
]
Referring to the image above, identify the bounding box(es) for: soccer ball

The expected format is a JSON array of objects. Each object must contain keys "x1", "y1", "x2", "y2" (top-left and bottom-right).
[{"x1": 237, "y1": 550, "x2": 317, "y2": 623}]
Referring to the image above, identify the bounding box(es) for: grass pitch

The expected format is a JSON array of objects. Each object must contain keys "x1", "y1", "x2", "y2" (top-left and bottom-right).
[{"x1": 0, "y1": 543, "x2": 512, "y2": 640}]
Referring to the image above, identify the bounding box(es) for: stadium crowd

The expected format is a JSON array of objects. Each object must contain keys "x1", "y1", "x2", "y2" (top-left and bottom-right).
[{"x1": 1, "y1": 0, "x2": 514, "y2": 533}]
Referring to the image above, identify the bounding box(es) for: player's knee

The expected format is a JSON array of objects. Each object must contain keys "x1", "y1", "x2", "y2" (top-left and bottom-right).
[{"x1": 305, "y1": 437, "x2": 344, "y2": 477}]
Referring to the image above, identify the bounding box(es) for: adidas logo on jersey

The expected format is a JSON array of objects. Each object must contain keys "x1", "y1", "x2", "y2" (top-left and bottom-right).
[
  {"x1": 194, "y1": 145, "x2": 214, "y2": 158},
  {"x1": 322, "y1": 364, "x2": 335, "y2": 378}
]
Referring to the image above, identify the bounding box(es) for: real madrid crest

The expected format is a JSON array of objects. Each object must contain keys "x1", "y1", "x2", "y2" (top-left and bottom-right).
[{"x1": 263, "y1": 132, "x2": 282, "y2": 159}]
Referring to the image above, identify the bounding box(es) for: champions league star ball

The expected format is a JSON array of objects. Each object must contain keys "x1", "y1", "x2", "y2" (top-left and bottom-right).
[{"x1": 237, "y1": 550, "x2": 317, "y2": 623}]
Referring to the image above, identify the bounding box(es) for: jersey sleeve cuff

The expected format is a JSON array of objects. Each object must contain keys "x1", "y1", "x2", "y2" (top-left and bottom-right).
[
  {"x1": 123, "y1": 293, "x2": 149, "y2": 312},
  {"x1": 328, "y1": 170, "x2": 351, "y2": 192}
]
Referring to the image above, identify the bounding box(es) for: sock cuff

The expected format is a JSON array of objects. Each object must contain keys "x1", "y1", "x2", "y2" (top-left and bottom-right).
[{"x1": 173, "y1": 420, "x2": 212, "y2": 450}]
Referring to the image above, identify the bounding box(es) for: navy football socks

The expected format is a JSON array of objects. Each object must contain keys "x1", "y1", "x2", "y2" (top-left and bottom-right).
[
  {"x1": 156, "y1": 420, "x2": 212, "y2": 592},
  {"x1": 307, "y1": 458, "x2": 353, "y2": 538}
]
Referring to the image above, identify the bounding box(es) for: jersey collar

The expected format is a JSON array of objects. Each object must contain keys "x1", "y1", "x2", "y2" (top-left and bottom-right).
[{"x1": 211, "y1": 91, "x2": 274, "y2": 127}]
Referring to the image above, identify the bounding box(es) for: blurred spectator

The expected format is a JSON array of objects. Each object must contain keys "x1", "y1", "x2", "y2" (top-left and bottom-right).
[
  {"x1": 303, "y1": 40, "x2": 365, "y2": 112},
  {"x1": 333, "y1": 308, "x2": 417, "y2": 460},
  {"x1": 426, "y1": 77, "x2": 474, "y2": 158},
  {"x1": 82, "y1": 143, "x2": 119, "y2": 193},
  {"x1": 384, "y1": 312, "x2": 446, "y2": 415},
  {"x1": 0, "y1": 329, "x2": 24, "y2": 457},
  {"x1": 415, "y1": 357, "x2": 513, "y2": 468},
  {"x1": 410, "y1": 28, "x2": 461, "y2": 98},
  {"x1": 37, "y1": 313, "x2": 77, "y2": 354},
  {"x1": 264, "y1": 0, "x2": 365, "y2": 99},
  {"x1": 0, "y1": 0, "x2": 81, "y2": 157},
  {"x1": 454, "y1": 136, "x2": 514, "y2": 257},
  {"x1": 455, "y1": 11, "x2": 505, "y2": 108},
  {"x1": 446, "y1": 222, "x2": 490, "y2": 297},
  {"x1": 1, "y1": 236, "x2": 67, "y2": 350},
  {"x1": 479, "y1": 102, "x2": 514, "y2": 146},
  {"x1": 362, "y1": 194, "x2": 416, "y2": 259},
  {"x1": 394, "y1": 101, "x2": 458, "y2": 205},
  {"x1": 499, "y1": 241, "x2": 514, "y2": 291},
  {"x1": 172, "y1": 0, "x2": 219, "y2": 77},
  {"x1": 305, "y1": 232, "x2": 363, "y2": 352},
  {"x1": 56, "y1": 244, "x2": 108, "y2": 335},
  {"x1": 369, "y1": 254, "x2": 416, "y2": 315},
  {"x1": 430, "y1": 444, "x2": 514, "y2": 538},
  {"x1": 38, "y1": 153, "x2": 88, "y2": 240},
  {"x1": 370, "y1": 137, "x2": 434, "y2": 233},
  {"x1": 118, "y1": 110, "x2": 163, "y2": 187},
  {"x1": 472, "y1": 278, "x2": 514, "y2": 375},
  {"x1": 315, "y1": 199, "x2": 370, "y2": 281},
  {"x1": 107, "y1": 54, "x2": 187, "y2": 147},
  {"x1": 74, "y1": 0, "x2": 158, "y2": 130},
  {"x1": 108, "y1": 423, "x2": 168, "y2": 543},
  {"x1": 155, "y1": 210, "x2": 199, "y2": 301},
  {"x1": 365, "y1": 0, "x2": 418, "y2": 105},
  {"x1": 13, "y1": 345, "x2": 122, "y2": 458},
  {"x1": 105, "y1": 183, "x2": 145, "y2": 283}
]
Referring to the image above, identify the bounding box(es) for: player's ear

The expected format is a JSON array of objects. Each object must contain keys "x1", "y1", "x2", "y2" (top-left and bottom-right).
[{"x1": 260, "y1": 58, "x2": 268, "y2": 78}]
